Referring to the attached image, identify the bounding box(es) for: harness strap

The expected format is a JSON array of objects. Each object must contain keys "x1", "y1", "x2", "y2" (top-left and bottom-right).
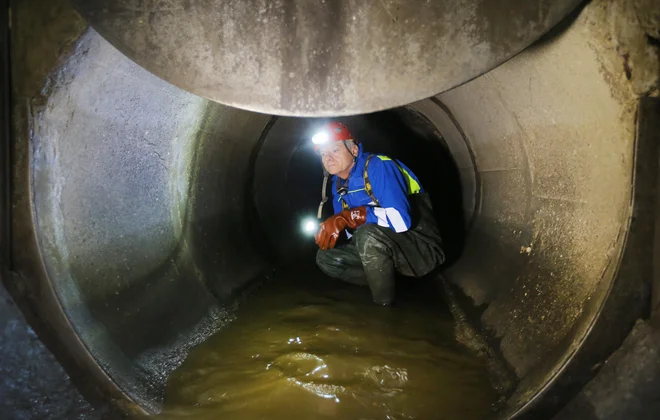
[
  {"x1": 339, "y1": 154, "x2": 418, "y2": 210},
  {"x1": 363, "y1": 155, "x2": 381, "y2": 206},
  {"x1": 317, "y1": 173, "x2": 329, "y2": 219}
]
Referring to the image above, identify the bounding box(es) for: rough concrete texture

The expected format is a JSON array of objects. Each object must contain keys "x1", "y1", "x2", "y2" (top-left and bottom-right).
[
  {"x1": 0, "y1": 280, "x2": 105, "y2": 420},
  {"x1": 184, "y1": 102, "x2": 273, "y2": 301},
  {"x1": 5, "y1": 0, "x2": 659, "y2": 418},
  {"x1": 11, "y1": 0, "x2": 270, "y2": 413},
  {"x1": 634, "y1": 0, "x2": 660, "y2": 47},
  {"x1": 69, "y1": 0, "x2": 582, "y2": 116},
  {"x1": 28, "y1": 27, "x2": 225, "y2": 410},
  {"x1": 589, "y1": 0, "x2": 659, "y2": 97},
  {"x1": 9, "y1": 0, "x2": 87, "y2": 98},
  {"x1": 438, "y1": 0, "x2": 659, "y2": 415},
  {"x1": 557, "y1": 321, "x2": 660, "y2": 420}
]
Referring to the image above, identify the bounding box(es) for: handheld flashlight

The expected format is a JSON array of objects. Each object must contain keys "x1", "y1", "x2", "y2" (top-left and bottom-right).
[{"x1": 301, "y1": 217, "x2": 319, "y2": 236}]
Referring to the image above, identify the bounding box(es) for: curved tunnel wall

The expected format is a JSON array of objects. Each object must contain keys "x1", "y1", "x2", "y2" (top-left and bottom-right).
[
  {"x1": 8, "y1": 0, "x2": 658, "y2": 417},
  {"x1": 26, "y1": 28, "x2": 267, "y2": 410},
  {"x1": 437, "y1": 7, "x2": 648, "y2": 414}
]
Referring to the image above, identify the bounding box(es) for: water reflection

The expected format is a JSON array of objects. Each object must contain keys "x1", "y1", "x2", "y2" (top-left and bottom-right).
[{"x1": 158, "y1": 266, "x2": 497, "y2": 419}]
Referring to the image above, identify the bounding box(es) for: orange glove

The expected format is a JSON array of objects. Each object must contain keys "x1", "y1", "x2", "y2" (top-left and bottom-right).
[{"x1": 315, "y1": 207, "x2": 367, "y2": 250}]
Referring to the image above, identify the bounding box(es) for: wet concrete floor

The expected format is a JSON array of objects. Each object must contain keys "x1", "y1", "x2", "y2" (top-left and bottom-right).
[{"x1": 157, "y1": 266, "x2": 497, "y2": 419}]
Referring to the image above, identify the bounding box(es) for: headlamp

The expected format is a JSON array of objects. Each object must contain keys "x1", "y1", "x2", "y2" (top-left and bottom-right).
[{"x1": 312, "y1": 131, "x2": 329, "y2": 145}]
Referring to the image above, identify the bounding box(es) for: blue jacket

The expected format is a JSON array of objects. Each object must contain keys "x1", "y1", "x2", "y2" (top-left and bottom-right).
[{"x1": 332, "y1": 145, "x2": 424, "y2": 233}]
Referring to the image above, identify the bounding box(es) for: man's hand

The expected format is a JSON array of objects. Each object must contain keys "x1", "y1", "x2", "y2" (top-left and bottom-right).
[{"x1": 315, "y1": 207, "x2": 367, "y2": 250}]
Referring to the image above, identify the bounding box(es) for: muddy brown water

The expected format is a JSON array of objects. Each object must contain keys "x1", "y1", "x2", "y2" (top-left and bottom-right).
[{"x1": 158, "y1": 266, "x2": 497, "y2": 420}]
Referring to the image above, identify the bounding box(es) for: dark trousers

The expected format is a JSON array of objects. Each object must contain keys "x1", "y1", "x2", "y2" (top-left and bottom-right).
[{"x1": 316, "y1": 222, "x2": 444, "y2": 305}]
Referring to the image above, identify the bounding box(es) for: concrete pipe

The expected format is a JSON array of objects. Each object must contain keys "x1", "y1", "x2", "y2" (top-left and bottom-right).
[{"x1": 2, "y1": 0, "x2": 659, "y2": 418}]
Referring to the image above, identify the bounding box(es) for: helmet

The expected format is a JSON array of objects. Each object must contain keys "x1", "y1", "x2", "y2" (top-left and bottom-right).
[{"x1": 312, "y1": 122, "x2": 356, "y2": 153}]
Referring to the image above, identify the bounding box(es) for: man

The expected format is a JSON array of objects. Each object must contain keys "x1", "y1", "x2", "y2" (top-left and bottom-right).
[{"x1": 313, "y1": 122, "x2": 445, "y2": 305}]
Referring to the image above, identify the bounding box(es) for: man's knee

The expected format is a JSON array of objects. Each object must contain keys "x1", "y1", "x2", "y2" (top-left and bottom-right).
[
  {"x1": 354, "y1": 224, "x2": 391, "y2": 254},
  {"x1": 354, "y1": 223, "x2": 385, "y2": 242},
  {"x1": 316, "y1": 248, "x2": 355, "y2": 278},
  {"x1": 316, "y1": 247, "x2": 368, "y2": 285},
  {"x1": 316, "y1": 249, "x2": 336, "y2": 275}
]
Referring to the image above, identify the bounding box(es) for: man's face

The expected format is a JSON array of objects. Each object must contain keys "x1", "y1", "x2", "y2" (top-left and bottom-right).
[{"x1": 319, "y1": 141, "x2": 358, "y2": 177}]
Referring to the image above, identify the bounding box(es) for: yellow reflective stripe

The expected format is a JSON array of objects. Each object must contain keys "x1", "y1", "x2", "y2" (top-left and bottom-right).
[
  {"x1": 399, "y1": 167, "x2": 422, "y2": 194},
  {"x1": 376, "y1": 155, "x2": 421, "y2": 195}
]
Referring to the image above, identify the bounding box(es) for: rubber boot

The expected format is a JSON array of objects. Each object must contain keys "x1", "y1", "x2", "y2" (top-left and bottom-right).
[{"x1": 354, "y1": 225, "x2": 397, "y2": 305}]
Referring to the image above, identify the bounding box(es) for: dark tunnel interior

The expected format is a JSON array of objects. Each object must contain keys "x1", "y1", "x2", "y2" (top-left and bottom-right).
[
  {"x1": 256, "y1": 109, "x2": 466, "y2": 267},
  {"x1": 3, "y1": 0, "x2": 660, "y2": 419}
]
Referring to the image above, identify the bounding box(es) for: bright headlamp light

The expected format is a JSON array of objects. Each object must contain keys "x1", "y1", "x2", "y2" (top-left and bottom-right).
[{"x1": 312, "y1": 131, "x2": 329, "y2": 145}]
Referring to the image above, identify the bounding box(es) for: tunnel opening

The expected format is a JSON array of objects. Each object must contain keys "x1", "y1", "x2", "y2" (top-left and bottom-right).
[
  {"x1": 157, "y1": 105, "x2": 494, "y2": 418},
  {"x1": 6, "y1": 1, "x2": 659, "y2": 419},
  {"x1": 162, "y1": 103, "x2": 494, "y2": 418},
  {"x1": 251, "y1": 104, "x2": 469, "y2": 268}
]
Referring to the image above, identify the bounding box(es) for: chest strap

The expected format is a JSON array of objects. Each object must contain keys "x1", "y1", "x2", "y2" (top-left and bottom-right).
[
  {"x1": 363, "y1": 155, "x2": 381, "y2": 206},
  {"x1": 338, "y1": 155, "x2": 380, "y2": 210}
]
